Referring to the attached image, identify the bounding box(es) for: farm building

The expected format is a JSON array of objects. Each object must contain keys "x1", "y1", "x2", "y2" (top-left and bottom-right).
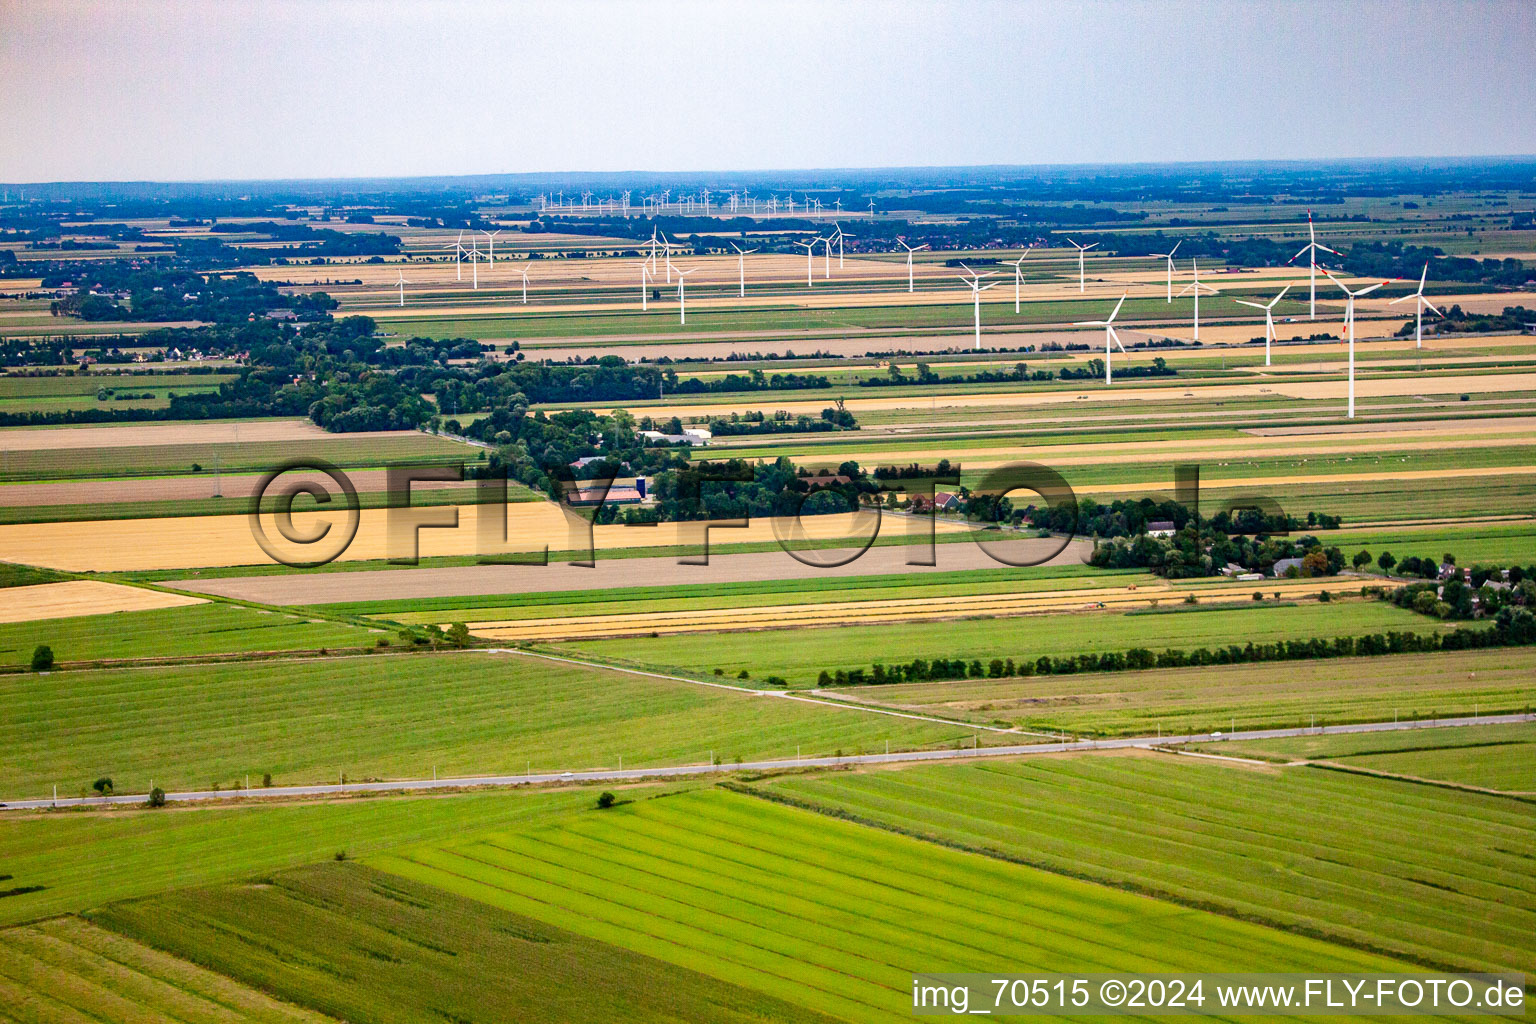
[{"x1": 1147, "y1": 520, "x2": 1176, "y2": 538}]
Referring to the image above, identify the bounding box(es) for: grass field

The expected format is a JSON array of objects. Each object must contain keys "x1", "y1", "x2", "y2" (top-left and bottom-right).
[
  {"x1": 90, "y1": 861, "x2": 831, "y2": 1024},
  {"x1": 553, "y1": 599, "x2": 1453, "y2": 688},
  {"x1": 374, "y1": 787, "x2": 1412, "y2": 1024},
  {"x1": 759, "y1": 754, "x2": 1536, "y2": 975},
  {"x1": 0, "y1": 600, "x2": 378, "y2": 668},
  {"x1": 0, "y1": 916, "x2": 331, "y2": 1023},
  {"x1": 820, "y1": 646, "x2": 1536, "y2": 735},
  {"x1": 0, "y1": 788, "x2": 597, "y2": 926},
  {"x1": 0, "y1": 650, "x2": 985, "y2": 798}
]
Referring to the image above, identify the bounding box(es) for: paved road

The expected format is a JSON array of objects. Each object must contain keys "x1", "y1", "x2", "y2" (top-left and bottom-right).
[{"x1": 5, "y1": 712, "x2": 1530, "y2": 812}]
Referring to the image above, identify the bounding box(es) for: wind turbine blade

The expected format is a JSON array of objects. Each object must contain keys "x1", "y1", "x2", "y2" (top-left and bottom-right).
[
  {"x1": 1071, "y1": 320, "x2": 1107, "y2": 327},
  {"x1": 1064, "y1": 237, "x2": 1078, "y2": 248},
  {"x1": 1168, "y1": 240, "x2": 1181, "y2": 257},
  {"x1": 1107, "y1": 292, "x2": 1127, "y2": 322},
  {"x1": 1288, "y1": 245, "x2": 1310, "y2": 264},
  {"x1": 1083, "y1": 243, "x2": 1098, "y2": 251},
  {"x1": 1234, "y1": 299, "x2": 1266, "y2": 310},
  {"x1": 1317, "y1": 244, "x2": 1343, "y2": 256},
  {"x1": 1356, "y1": 281, "x2": 1387, "y2": 296},
  {"x1": 1110, "y1": 326, "x2": 1127, "y2": 353},
  {"x1": 1269, "y1": 284, "x2": 1292, "y2": 307},
  {"x1": 1422, "y1": 299, "x2": 1444, "y2": 317},
  {"x1": 1388, "y1": 294, "x2": 1413, "y2": 306},
  {"x1": 1418, "y1": 261, "x2": 1428, "y2": 293}
]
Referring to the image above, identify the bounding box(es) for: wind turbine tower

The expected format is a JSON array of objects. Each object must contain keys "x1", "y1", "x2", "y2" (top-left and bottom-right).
[
  {"x1": 1288, "y1": 211, "x2": 1342, "y2": 320},
  {"x1": 1065, "y1": 238, "x2": 1098, "y2": 294},
  {"x1": 1389, "y1": 262, "x2": 1442, "y2": 349},
  {"x1": 1178, "y1": 258, "x2": 1218, "y2": 342},
  {"x1": 1072, "y1": 293, "x2": 1129, "y2": 384},
  {"x1": 1234, "y1": 284, "x2": 1293, "y2": 366}
]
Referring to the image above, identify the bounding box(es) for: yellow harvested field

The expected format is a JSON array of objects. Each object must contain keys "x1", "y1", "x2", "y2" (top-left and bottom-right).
[
  {"x1": 1084, "y1": 464, "x2": 1536, "y2": 496},
  {"x1": 598, "y1": 371, "x2": 1536, "y2": 420},
  {"x1": 0, "y1": 580, "x2": 206, "y2": 623},
  {"x1": 0, "y1": 503, "x2": 975, "y2": 572},
  {"x1": 467, "y1": 576, "x2": 1367, "y2": 641}
]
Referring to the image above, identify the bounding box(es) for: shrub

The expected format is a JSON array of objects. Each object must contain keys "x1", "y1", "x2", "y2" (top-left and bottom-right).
[
  {"x1": 713, "y1": 667, "x2": 724, "y2": 676},
  {"x1": 1318, "y1": 590, "x2": 1332, "y2": 602},
  {"x1": 1183, "y1": 593, "x2": 1198, "y2": 604},
  {"x1": 261, "y1": 772, "x2": 272, "y2": 787},
  {"x1": 764, "y1": 675, "x2": 788, "y2": 686},
  {"x1": 92, "y1": 776, "x2": 113, "y2": 796},
  {"x1": 1252, "y1": 591, "x2": 1263, "y2": 601},
  {"x1": 30, "y1": 645, "x2": 54, "y2": 672},
  {"x1": 596, "y1": 791, "x2": 617, "y2": 809},
  {"x1": 334, "y1": 850, "x2": 348, "y2": 861},
  {"x1": 145, "y1": 787, "x2": 166, "y2": 808},
  {"x1": 737, "y1": 670, "x2": 750, "y2": 679}
]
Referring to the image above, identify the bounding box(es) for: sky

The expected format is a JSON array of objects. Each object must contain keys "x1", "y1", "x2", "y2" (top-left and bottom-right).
[{"x1": 2, "y1": 0, "x2": 1534, "y2": 184}]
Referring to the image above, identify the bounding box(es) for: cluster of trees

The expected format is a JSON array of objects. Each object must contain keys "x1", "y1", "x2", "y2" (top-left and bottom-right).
[
  {"x1": 44, "y1": 265, "x2": 337, "y2": 323},
  {"x1": 1386, "y1": 565, "x2": 1536, "y2": 621},
  {"x1": 817, "y1": 610, "x2": 1536, "y2": 687},
  {"x1": 707, "y1": 406, "x2": 857, "y2": 436},
  {"x1": 1091, "y1": 528, "x2": 1343, "y2": 580},
  {"x1": 1060, "y1": 358, "x2": 1175, "y2": 380},
  {"x1": 1342, "y1": 241, "x2": 1530, "y2": 289},
  {"x1": 1402, "y1": 304, "x2": 1535, "y2": 337},
  {"x1": 860, "y1": 361, "x2": 1056, "y2": 388},
  {"x1": 1, "y1": 338, "x2": 75, "y2": 367}
]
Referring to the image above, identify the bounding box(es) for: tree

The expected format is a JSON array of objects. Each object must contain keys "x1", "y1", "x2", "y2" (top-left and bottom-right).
[
  {"x1": 1377, "y1": 550, "x2": 1397, "y2": 572},
  {"x1": 146, "y1": 787, "x2": 166, "y2": 808},
  {"x1": 30, "y1": 645, "x2": 54, "y2": 672},
  {"x1": 446, "y1": 622, "x2": 471, "y2": 648},
  {"x1": 1353, "y1": 550, "x2": 1373, "y2": 570},
  {"x1": 596, "y1": 791, "x2": 617, "y2": 809},
  {"x1": 92, "y1": 776, "x2": 113, "y2": 796}
]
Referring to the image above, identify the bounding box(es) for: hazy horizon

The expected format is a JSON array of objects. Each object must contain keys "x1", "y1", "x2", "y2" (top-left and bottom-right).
[{"x1": 3, "y1": 0, "x2": 1535, "y2": 185}]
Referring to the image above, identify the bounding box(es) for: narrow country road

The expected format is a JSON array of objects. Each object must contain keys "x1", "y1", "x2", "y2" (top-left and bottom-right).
[{"x1": 5, "y1": 711, "x2": 1530, "y2": 812}]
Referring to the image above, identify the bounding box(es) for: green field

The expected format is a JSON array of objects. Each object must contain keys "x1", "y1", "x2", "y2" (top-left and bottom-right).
[
  {"x1": 0, "y1": 788, "x2": 596, "y2": 925},
  {"x1": 0, "y1": 650, "x2": 985, "y2": 798},
  {"x1": 375, "y1": 787, "x2": 1411, "y2": 1024},
  {"x1": 823, "y1": 647, "x2": 1536, "y2": 735},
  {"x1": 0, "y1": 917, "x2": 330, "y2": 1023},
  {"x1": 554, "y1": 599, "x2": 1453, "y2": 688},
  {"x1": 0, "y1": 600, "x2": 379, "y2": 668},
  {"x1": 89, "y1": 860, "x2": 830, "y2": 1024},
  {"x1": 0, "y1": 431, "x2": 477, "y2": 482},
  {"x1": 760, "y1": 755, "x2": 1536, "y2": 975}
]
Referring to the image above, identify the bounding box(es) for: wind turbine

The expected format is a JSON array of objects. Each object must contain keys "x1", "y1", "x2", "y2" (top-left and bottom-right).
[
  {"x1": 729, "y1": 241, "x2": 757, "y2": 298},
  {"x1": 958, "y1": 265, "x2": 998, "y2": 350},
  {"x1": 1234, "y1": 284, "x2": 1292, "y2": 366},
  {"x1": 831, "y1": 223, "x2": 851, "y2": 268},
  {"x1": 1322, "y1": 267, "x2": 1390, "y2": 419},
  {"x1": 796, "y1": 238, "x2": 821, "y2": 287},
  {"x1": 867, "y1": 198, "x2": 875, "y2": 216},
  {"x1": 395, "y1": 268, "x2": 411, "y2": 307},
  {"x1": 1177, "y1": 258, "x2": 1218, "y2": 341},
  {"x1": 1152, "y1": 240, "x2": 1182, "y2": 302},
  {"x1": 822, "y1": 235, "x2": 833, "y2": 278},
  {"x1": 675, "y1": 266, "x2": 699, "y2": 324},
  {"x1": 1072, "y1": 293, "x2": 1129, "y2": 384},
  {"x1": 445, "y1": 231, "x2": 467, "y2": 281},
  {"x1": 1065, "y1": 238, "x2": 1098, "y2": 293},
  {"x1": 640, "y1": 263, "x2": 650, "y2": 311},
  {"x1": 1287, "y1": 210, "x2": 1342, "y2": 320},
  {"x1": 515, "y1": 263, "x2": 531, "y2": 304},
  {"x1": 660, "y1": 232, "x2": 676, "y2": 283},
  {"x1": 898, "y1": 239, "x2": 928, "y2": 293},
  {"x1": 1389, "y1": 261, "x2": 1442, "y2": 349},
  {"x1": 1006, "y1": 250, "x2": 1031, "y2": 313},
  {"x1": 466, "y1": 244, "x2": 485, "y2": 289},
  {"x1": 480, "y1": 228, "x2": 501, "y2": 264}
]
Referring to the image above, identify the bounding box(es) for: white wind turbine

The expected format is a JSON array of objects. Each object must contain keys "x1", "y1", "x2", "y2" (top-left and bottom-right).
[
  {"x1": 395, "y1": 268, "x2": 411, "y2": 307},
  {"x1": 1065, "y1": 237, "x2": 1098, "y2": 293},
  {"x1": 1006, "y1": 250, "x2": 1031, "y2": 313},
  {"x1": 831, "y1": 223, "x2": 851, "y2": 268},
  {"x1": 1072, "y1": 293, "x2": 1129, "y2": 384},
  {"x1": 515, "y1": 263, "x2": 531, "y2": 304},
  {"x1": 898, "y1": 239, "x2": 929, "y2": 293},
  {"x1": 675, "y1": 265, "x2": 699, "y2": 324},
  {"x1": 1322, "y1": 266, "x2": 1391, "y2": 419},
  {"x1": 1287, "y1": 210, "x2": 1342, "y2": 320},
  {"x1": 958, "y1": 265, "x2": 998, "y2": 350},
  {"x1": 481, "y1": 228, "x2": 501, "y2": 264},
  {"x1": 1152, "y1": 240, "x2": 1182, "y2": 302},
  {"x1": 466, "y1": 243, "x2": 485, "y2": 289},
  {"x1": 640, "y1": 263, "x2": 650, "y2": 311},
  {"x1": 1234, "y1": 284, "x2": 1292, "y2": 366},
  {"x1": 822, "y1": 234, "x2": 833, "y2": 278},
  {"x1": 444, "y1": 231, "x2": 468, "y2": 281},
  {"x1": 1389, "y1": 261, "x2": 1442, "y2": 349},
  {"x1": 729, "y1": 241, "x2": 757, "y2": 298},
  {"x1": 1177, "y1": 258, "x2": 1218, "y2": 341},
  {"x1": 660, "y1": 232, "x2": 677, "y2": 283},
  {"x1": 796, "y1": 238, "x2": 821, "y2": 287}
]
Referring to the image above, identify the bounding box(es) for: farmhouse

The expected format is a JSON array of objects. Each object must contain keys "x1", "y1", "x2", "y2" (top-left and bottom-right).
[{"x1": 1147, "y1": 520, "x2": 1176, "y2": 538}]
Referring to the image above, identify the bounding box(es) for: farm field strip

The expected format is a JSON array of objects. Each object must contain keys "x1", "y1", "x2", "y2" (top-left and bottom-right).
[
  {"x1": 0, "y1": 579, "x2": 205, "y2": 624},
  {"x1": 826, "y1": 647, "x2": 1536, "y2": 735},
  {"x1": 0, "y1": 650, "x2": 982, "y2": 797},
  {"x1": 466, "y1": 577, "x2": 1369, "y2": 642},
  {"x1": 0, "y1": 506, "x2": 977, "y2": 572},
  {"x1": 375, "y1": 788, "x2": 1416, "y2": 1024},
  {"x1": 553, "y1": 599, "x2": 1458, "y2": 690},
  {"x1": 1208, "y1": 722, "x2": 1536, "y2": 762},
  {"x1": 85, "y1": 861, "x2": 827, "y2": 1024},
  {"x1": 0, "y1": 916, "x2": 333, "y2": 1024},
  {"x1": 760, "y1": 754, "x2": 1536, "y2": 975}
]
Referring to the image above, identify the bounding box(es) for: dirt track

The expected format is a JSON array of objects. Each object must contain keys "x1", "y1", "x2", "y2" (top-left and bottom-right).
[{"x1": 171, "y1": 535, "x2": 1091, "y2": 605}]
